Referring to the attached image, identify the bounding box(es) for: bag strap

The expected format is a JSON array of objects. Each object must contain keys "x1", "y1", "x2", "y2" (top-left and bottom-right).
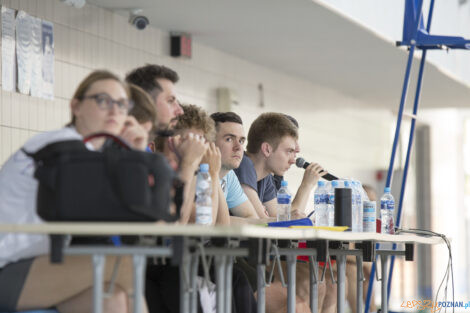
[
  {"x1": 22, "y1": 140, "x2": 87, "y2": 162},
  {"x1": 171, "y1": 177, "x2": 185, "y2": 221},
  {"x1": 102, "y1": 149, "x2": 181, "y2": 221},
  {"x1": 84, "y1": 132, "x2": 132, "y2": 150}
]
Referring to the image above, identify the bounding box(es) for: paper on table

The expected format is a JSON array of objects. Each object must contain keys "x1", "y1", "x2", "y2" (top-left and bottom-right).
[{"x1": 290, "y1": 226, "x2": 349, "y2": 232}]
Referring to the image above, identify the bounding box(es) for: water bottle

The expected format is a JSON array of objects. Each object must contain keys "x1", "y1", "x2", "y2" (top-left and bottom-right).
[
  {"x1": 314, "y1": 181, "x2": 328, "y2": 226},
  {"x1": 363, "y1": 200, "x2": 377, "y2": 232},
  {"x1": 380, "y1": 187, "x2": 395, "y2": 234},
  {"x1": 328, "y1": 181, "x2": 339, "y2": 226},
  {"x1": 195, "y1": 163, "x2": 212, "y2": 225},
  {"x1": 351, "y1": 181, "x2": 363, "y2": 232},
  {"x1": 358, "y1": 181, "x2": 369, "y2": 201},
  {"x1": 277, "y1": 180, "x2": 292, "y2": 221}
]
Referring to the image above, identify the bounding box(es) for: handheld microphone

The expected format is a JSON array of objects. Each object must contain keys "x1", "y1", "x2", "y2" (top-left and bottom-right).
[{"x1": 295, "y1": 157, "x2": 338, "y2": 181}]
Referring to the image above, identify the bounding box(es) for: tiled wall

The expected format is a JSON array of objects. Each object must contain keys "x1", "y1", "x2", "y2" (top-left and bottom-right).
[{"x1": 0, "y1": 0, "x2": 394, "y2": 192}]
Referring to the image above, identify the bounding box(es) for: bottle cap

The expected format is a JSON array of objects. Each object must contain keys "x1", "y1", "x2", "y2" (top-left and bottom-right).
[
  {"x1": 344, "y1": 181, "x2": 350, "y2": 187},
  {"x1": 281, "y1": 180, "x2": 288, "y2": 187},
  {"x1": 384, "y1": 187, "x2": 391, "y2": 193},
  {"x1": 331, "y1": 180, "x2": 339, "y2": 188},
  {"x1": 318, "y1": 181, "x2": 325, "y2": 187},
  {"x1": 200, "y1": 163, "x2": 209, "y2": 172}
]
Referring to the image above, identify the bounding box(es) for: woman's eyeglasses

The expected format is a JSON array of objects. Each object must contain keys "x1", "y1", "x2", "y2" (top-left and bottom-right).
[{"x1": 80, "y1": 93, "x2": 134, "y2": 113}]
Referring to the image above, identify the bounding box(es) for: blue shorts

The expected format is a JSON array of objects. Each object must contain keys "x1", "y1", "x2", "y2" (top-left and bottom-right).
[{"x1": 0, "y1": 258, "x2": 34, "y2": 311}]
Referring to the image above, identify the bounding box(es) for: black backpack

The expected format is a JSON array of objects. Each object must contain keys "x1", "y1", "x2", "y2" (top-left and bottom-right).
[{"x1": 24, "y1": 133, "x2": 183, "y2": 223}]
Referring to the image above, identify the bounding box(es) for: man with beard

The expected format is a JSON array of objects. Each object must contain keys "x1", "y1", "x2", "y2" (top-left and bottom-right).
[{"x1": 126, "y1": 64, "x2": 184, "y2": 130}]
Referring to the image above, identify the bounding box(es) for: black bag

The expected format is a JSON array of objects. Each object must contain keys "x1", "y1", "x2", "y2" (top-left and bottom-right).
[{"x1": 24, "y1": 133, "x2": 183, "y2": 222}]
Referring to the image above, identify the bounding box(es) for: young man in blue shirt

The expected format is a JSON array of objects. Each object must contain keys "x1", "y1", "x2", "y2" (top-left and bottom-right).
[{"x1": 210, "y1": 112, "x2": 259, "y2": 220}]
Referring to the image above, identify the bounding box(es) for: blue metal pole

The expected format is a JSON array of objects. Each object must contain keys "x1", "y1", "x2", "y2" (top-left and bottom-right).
[
  {"x1": 364, "y1": 45, "x2": 415, "y2": 313},
  {"x1": 365, "y1": 0, "x2": 425, "y2": 310},
  {"x1": 387, "y1": 48, "x2": 427, "y2": 303},
  {"x1": 387, "y1": 0, "x2": 435, "y2": 303},
  {"x1": 364, "y1": 245, "x2": 378, "y2": 313},
  {"x1": 385, "y1": 45, "x2": 417, "y2": 188},
  {"x1": 385, "y1": 0, "x2": 425, "y2": 188}
]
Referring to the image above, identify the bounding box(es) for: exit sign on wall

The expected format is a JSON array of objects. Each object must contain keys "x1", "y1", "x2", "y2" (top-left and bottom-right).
[{"x1": 171, "y1": 33, "x2": 192, "y2": 58}]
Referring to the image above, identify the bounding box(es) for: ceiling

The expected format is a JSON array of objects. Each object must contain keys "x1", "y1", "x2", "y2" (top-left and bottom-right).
[{"x1": 89, "y1": 0, "x2": 470, "y2": 109}]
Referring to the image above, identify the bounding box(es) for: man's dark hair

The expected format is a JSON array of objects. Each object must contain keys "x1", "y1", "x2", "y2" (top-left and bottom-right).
[
  {"x1": 247, "y1": 113, "x2": 298, "y2": 154},
  {"x1": 125, "y1": 64, "x2": 179, "y2": 98},
  {"x1": 210, "y1": 112, "x2": 243, "y2": 130},
  {"x1": 284, "y1": 114, "x2": 299, "y2": 128}
]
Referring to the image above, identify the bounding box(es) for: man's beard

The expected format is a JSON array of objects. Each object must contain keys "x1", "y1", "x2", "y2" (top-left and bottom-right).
[
  {"x1": 154, "y1": 126, "x2": 174, "y2": 138},
  {"x1": 157, "y1": 116, "x2": 178, "y2": 132}
]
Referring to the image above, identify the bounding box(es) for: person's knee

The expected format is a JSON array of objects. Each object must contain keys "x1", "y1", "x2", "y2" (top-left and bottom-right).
[{"x1": 104, "y1": 285, "x2": 129, "y2": 313}]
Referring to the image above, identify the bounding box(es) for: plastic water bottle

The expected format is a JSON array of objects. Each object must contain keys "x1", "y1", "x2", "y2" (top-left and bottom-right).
[
  {"x1": 380, "y1": 187, "x2": 395, "y2": 234},
  {"x1": 363, "y1": 200, "x2": 377, "y2": 232},
  {"x1": 195, "y1": 163, "x2": 212, "y2": 225},
  {"x1": 328, "y1": 181, "x2": 339, "y2": 226},
  {"x1": 351, "y1": 181, "x2": 363, "y2": 232},
  {"x1": 277, "y1": 180, "x2": 292, "y2": 221},
  {"x1": 358, "y1": 181, "x2": 369, "y2": 201},
  {"x1": 314, "y1": 181, "x2": 329, "y2": 226}
]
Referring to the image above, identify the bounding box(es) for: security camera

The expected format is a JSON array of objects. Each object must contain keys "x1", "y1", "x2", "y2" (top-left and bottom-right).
[{"x1": 129, "y1": 10, "x2": 149, "y2": 30}]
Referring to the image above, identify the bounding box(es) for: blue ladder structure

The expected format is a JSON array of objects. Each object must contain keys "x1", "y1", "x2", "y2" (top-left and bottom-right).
[{"x1": 364, "y1": 1, "x2": 470, "y2": 313}]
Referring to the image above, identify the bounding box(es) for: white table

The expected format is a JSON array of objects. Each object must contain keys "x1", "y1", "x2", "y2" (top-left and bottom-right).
[{"x1": 0, "y1": 223, "x2": 442, "y2": 313}]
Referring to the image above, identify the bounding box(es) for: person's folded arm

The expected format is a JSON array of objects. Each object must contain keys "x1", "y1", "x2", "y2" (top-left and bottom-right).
[
  {"x1": 230, "y1": 200, "x2": 258, "y2": 219},
  {"x1": 229, "y1": 215, "x2": 276, "y2": 225},
  {"x1": 179, "y1": 177, "x2": 196, "y2": 224},
  {"x1": 263, "y1": 198, "x2": 278, "y2": 218},
  {"x1": 241, "y1": 185, "x2": 270, "y2": 219},
  {"x1": 216, "y1": 183, "x2": 231, "y2": 225}
]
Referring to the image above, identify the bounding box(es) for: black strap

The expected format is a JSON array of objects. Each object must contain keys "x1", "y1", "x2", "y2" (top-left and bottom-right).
[
  {"x1": 84, "y1": 132, "x2": 132, "y2": 150},
  {"x1": 171, "y1": 178, "x2": 185, "y2": 221},
  {"x1": 21, "y1": 140, "x2": 86, "y2": 162}
]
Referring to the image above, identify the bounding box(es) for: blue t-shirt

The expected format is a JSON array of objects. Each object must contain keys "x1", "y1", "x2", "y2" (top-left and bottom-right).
[
  {"x1": 220, "y1": 170, "x2": 248, "y2": 211},
  {"x1": 233, "y1": 153, "x2": 277, "y2": 203}
]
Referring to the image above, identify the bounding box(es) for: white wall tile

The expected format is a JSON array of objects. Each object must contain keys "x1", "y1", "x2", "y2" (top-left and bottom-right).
[
  {"x1": 28, "y1": 96, "x2": 38, "y2": 130},
  {"x1": 18, "y1": 94, "x2": 29, "y2": 129},
  {"x1": 36, "y1": 99, "x2": 47, "y2": 131},
  {"x1": 1, "y1": 92, "x2": 11, "y2": 126},
  {"x1": 0, "y1": 0, "x2": 393, "y2": 188},
  {"x1": 53, "y1": 0, "x2": 70, "y2": 26},
  {"x1": 41, "y1": 0, "x2": 55, "y2": 21},
  {"x1": 1, "y1": 126, "x2": 11, "y2": 165},
  {"x1": 8, "y1": 0, "x2": 18, "y2": 10},
  {"x1": 10, "y1": 93, "x2": 21, "y2": 128},
  {"x1": 0, "y1": 1, "x2": 11, "y2": 8}
]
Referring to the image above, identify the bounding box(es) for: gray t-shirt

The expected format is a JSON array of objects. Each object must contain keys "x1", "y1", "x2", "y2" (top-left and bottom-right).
[{"x1": 233, "y1": 153, "x2": 277, "y2": 203}]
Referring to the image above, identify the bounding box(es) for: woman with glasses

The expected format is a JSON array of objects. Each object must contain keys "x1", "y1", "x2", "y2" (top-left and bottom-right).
[{"x1": 0, "y1": 70, "x2": 149, "y2": 313}]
